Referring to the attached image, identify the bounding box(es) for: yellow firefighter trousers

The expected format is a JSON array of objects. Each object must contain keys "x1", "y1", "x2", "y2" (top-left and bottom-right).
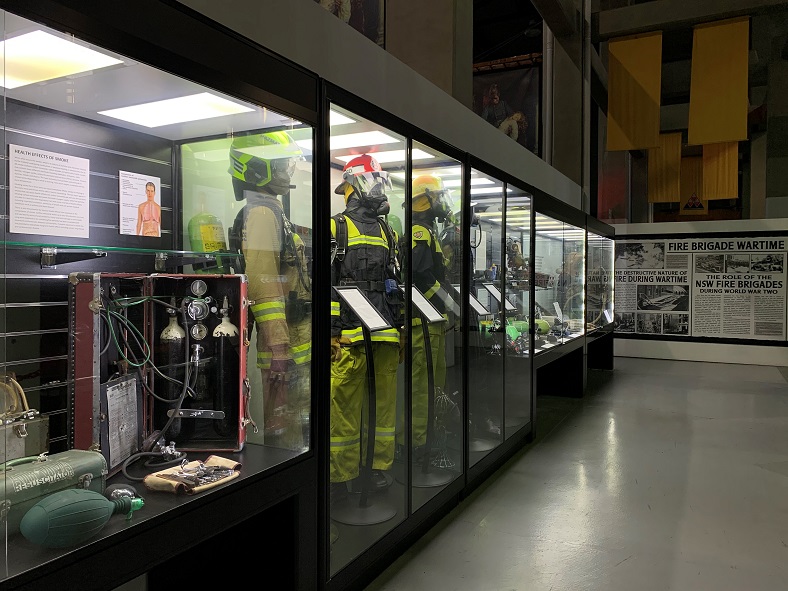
[{"x1": 330, "y1": 342, "x2": 398, "y2": 483}]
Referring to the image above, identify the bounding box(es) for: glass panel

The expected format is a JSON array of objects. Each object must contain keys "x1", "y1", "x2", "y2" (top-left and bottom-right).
[
  {"x1": 587, "y1": 232, "x2": 615, "y2": 330},
  {"x1": 328, "y1": 104, "x2": 406, "y2": 574},
  {"x1": 534, "y1": 215, "x2": 586, "y2": 352},
  {"x1": 503, "y1": 186, "x2": 532, "y2": 438},
  {"x1": 468, "y1": 170, "x2": 504, "y2": 465},
  {"x1": 406, "y1": 145, "x2": 464, "y2": 511},
  {"x1": 563, "y1": 223, "x2": 586, "y2": 341},
  {"x1": 181, "y1": 125, "x2": 314, "y2": 454},
  {"x1": 534, "y1": 212, "x2": 566, "y2": 351},
  {"x1": 1, "y1": 10, "x2": 313, "y2": 582},
  {"x1": 1, "y1": 8, "x2": 6, "y2": 574}
]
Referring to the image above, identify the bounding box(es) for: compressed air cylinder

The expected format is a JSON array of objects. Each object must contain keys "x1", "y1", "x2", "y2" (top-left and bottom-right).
[
  {"x1": 20, "y1": 489, "x2": 144, "y2": 548},
  {"x1": 213, "y1": 296, "x2": 239, "y2": 437},
  {"x1": 156, "y1": 306, "x2": 191, "y2": 441},
  {"x1": 187, "y1": 209, "x2": 230, "y2": 274}
]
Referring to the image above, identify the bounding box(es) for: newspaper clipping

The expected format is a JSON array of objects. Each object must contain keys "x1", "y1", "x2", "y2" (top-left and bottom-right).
[{"x1": 614, "y1": 236, "x2": 787, "y2": 341}]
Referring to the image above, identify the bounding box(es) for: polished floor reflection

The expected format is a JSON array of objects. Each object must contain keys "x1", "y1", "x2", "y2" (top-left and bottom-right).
[{"x1": 365, "y1": 357, "x2": 788, "y2": 590}]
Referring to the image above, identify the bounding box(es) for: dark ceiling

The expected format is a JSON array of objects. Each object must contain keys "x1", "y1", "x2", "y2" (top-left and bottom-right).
[{"x1": 473, "y1": 0, "x2": 544, "y2": 63}]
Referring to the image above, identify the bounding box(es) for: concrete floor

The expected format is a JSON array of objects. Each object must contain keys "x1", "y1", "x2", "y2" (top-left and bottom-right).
[{"x1": 364, "y1": 357, "x2": 788, "y2": 591}]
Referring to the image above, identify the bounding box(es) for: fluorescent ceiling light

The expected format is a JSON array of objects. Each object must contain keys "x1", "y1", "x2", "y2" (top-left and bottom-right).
[
  {"x1": 435, "y1": 167, "x2": 465, "y2": 177},
  {"x1": 1, "y1": 30, "x2": 123, "y2": 89},
  {"x1": 335, "y1": 148, "x2": 434, "y2": 164},
  {"x1": 99, "y1": 92, "x2": 254, "y2": 127},
  {"x1": 443, "y1": 178, "x2": 493, "y2": 188},
  {"x1": 330, "y1": 110, "x2": 356, "y2": 126},
  {"x1": 471, "y1": 187, "x2": 504, "y2": 195},
  {"x1": 330, "y1": 131, "x2": 400, "y2": 150}
]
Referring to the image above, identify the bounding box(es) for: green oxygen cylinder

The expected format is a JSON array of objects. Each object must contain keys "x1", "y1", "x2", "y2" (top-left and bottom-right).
[
  {"x1": 187, "y1": 204, "x2": 230, "y2": 274},
  {"x1": 20, "y1": 488, "x2": 144, "y2": 548}
]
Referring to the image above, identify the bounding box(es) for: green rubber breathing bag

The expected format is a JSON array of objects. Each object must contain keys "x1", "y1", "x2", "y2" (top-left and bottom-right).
[{"x1": 20, "y1": 488, "x2": 144, "y2": 548}]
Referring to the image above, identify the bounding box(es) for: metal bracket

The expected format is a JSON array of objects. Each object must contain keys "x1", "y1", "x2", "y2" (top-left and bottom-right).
[
  {"x1": 41, "y1": 247, "x2": 107, "y2": 269},
  {"x1": 154, "y1": 251, "x2": 217, "y2": 272}
]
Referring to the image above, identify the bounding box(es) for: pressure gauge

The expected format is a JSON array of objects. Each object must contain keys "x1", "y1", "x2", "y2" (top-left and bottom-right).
[
  {"x1": 190, "y1": 279, "x2": 208, "y2": 297},
  {"x1": 187, "y1": 299, "x2": 210, "y2": 321},
  {"x1": 191, "y1": 323, "x2": 208, "y2": 340}
]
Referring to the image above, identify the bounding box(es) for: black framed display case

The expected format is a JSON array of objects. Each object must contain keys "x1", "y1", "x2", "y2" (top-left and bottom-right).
[
  {"x1": 531, "y1": 193, "x2": 588, "y2": 399},
  {"x1": 0, "y1": 1, "x2": 319, "y2": 588},
  {"x1": 0, "y1": 2, "x2": 603, "y2": 591},
  {"x1": 322, "y1": 82, "x2": 473, "y2": 591},
  {"x1": 585, "y1": 216, "x2": 615, "y2": 371}
]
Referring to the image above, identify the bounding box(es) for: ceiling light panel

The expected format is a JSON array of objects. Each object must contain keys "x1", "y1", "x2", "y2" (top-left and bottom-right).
[
  {"x1": 443, "y1": 177, "x2": 493, "y2": 188},
  {"x1": 330, "y1": 110, "x2": 356, "y2": 126},
  {"x1": 334, "y1": 148, "x2": 433, "y2": 164},
  {"x1": 1, "y1": 30, "x2": 123, "y2": 89},
  {"x1": 98, "y1": 92, "x2": 254, "y2": 127},
  {"x1": 330, "y1": 131, "x2": 401, "y2": 150}
]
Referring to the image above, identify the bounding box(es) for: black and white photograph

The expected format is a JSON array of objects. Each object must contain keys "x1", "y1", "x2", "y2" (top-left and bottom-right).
[
  {"x1": 614, "y1": 312, "x2": 635, "y2": 333},
  {"x1": 663, "y1": 313, "x2": 690, "y2": 335},
  {"x1": 637, "y1": 312, "x2": 662, "y2": 334},
  {"x1": 751, "y1": 253, "x2": 784, "y2": 273},
  {"x1": 695, "y1": 254, "x2": 724, "y2": 273},
  {"x1": 615, "y1": 241, "x2": 665, "y2": 269},
  {"x1": 637, "y1": 285, "x2": 689, "y2": 311},
  {"x1": 725, "y1": 254, "x2": 750, "y2": 273}
]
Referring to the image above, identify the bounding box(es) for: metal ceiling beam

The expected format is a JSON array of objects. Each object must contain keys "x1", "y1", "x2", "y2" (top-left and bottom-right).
[
  {"x1": 597, "y1": 0, "x2": 788, "y2": 40},
  {"x1": 531, "y1": 0, "x2": 577, "y2": 37}
]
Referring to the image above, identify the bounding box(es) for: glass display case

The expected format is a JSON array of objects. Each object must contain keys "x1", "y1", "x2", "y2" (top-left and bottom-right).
[
  {"x1": 0, "y1": 6, "x2": 316, "y2": 587},
  {"x1": 0, "y1": 4, "x2": 600, "y2": 589},
  {"x1": 586, "y1": 230, "x2": 615, "y2": 332},
  {"x1": 503, "y1": 185, "x2": 532, "y2": 438},
  {"x1": 585, "y1": 218, "x2": 616, "y2": 371},
  {"x1": 407, "y1": 142, "x2": 465, "y2": 511},
  {"x1": 533, "y1": 214, "x2": 586, "y2": 353},
  {"x1": 467, "y1": 169, "x2": 505, "y2": 465},
  {"x1": 326, "y1": 103, "x2": 407, "y2": 574}
]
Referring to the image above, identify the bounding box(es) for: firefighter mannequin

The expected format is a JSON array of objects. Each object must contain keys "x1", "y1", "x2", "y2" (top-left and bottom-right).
[
  {"x1": 397, "y1": 174, "x2": 452, "y2": 460},
  {"x1": 227, "y1": 131, "x2": 312, "y2": 450},
  {"x1": 330, "y1": 154, "x2": 402, "y2": 494}
]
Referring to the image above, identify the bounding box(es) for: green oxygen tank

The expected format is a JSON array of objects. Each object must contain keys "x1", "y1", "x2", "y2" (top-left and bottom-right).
[
  {"x1": 20, "y1": 488, "x2": 144, "y2": 548},
  {"x1": 187, "y1": 204, "x2": 230, "y2": 274}
]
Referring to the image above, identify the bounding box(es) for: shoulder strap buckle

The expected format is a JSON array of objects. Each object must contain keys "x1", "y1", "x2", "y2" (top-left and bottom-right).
[{"x1": 334, "y1": 214, "x2": 347, "y2": 262}]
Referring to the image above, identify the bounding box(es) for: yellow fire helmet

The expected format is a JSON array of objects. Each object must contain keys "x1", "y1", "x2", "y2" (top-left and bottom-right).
[
  {"x1": 228, "y1": 130, "x2": 302, "y2": 195},
  {"x1": 412, "y1": 174, "x2": 453, "y2": 222}
]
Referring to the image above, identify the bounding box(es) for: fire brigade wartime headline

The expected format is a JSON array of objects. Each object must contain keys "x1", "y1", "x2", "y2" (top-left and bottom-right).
[{"x1": 614, "y1": 237, "x2": 787, "y2": 341}]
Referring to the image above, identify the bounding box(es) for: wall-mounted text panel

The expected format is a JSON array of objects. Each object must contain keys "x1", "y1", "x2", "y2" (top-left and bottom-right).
[{"x1": 614, "y1": 235, "x2": 787, "y2": 341}]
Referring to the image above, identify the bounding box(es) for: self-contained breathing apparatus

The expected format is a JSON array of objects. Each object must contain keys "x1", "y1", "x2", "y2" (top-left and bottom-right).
[{"x1": 228, "y1": 199, "x2": 312, "y2": 325}]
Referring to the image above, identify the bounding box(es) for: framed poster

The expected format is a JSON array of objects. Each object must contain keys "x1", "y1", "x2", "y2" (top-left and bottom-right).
[
  {"x1": 315, "y1": 0, "x2": 384, "y2": 47},
  {"x1": 472, "y1": 67, "x2": 540, "y2": 155}
]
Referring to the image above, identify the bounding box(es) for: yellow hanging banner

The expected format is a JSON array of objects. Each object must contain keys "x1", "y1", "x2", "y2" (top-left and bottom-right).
[
  {"x1": 703, "y1": 141, "x2": 739, "y2": 200},
  {"x1": 680, "y1": 156, "x2": 707, "y2": 216},
  {"x1": 688, "y1": 17, "x2": 749, "y2": 145},
  {"x1": 648, "y1": 132, "x2": 682, "y2": 203},
  {"x1": 607, "y1": 31, "x2": 663, "y2": 151}
]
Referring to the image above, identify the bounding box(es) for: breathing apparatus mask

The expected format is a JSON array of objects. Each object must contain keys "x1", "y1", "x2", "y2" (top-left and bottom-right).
[
  {"x1": 335, "y1": 154, "x2": 392, "y2": 216},
  {"x1": 350, "y1": 171, "x2": 392, "y2": 215}
]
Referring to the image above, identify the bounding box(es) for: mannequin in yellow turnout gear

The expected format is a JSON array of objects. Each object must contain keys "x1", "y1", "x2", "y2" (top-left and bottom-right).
[
  {"x1": 227, "y1": 131, "x2": 311, "y2": 450},
  {"x1": 330, "y1": 154, "x2": 402, "y2": 494},
  {"x1": 397, "y1": 174, "x2": 453, "y2": 462}
]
